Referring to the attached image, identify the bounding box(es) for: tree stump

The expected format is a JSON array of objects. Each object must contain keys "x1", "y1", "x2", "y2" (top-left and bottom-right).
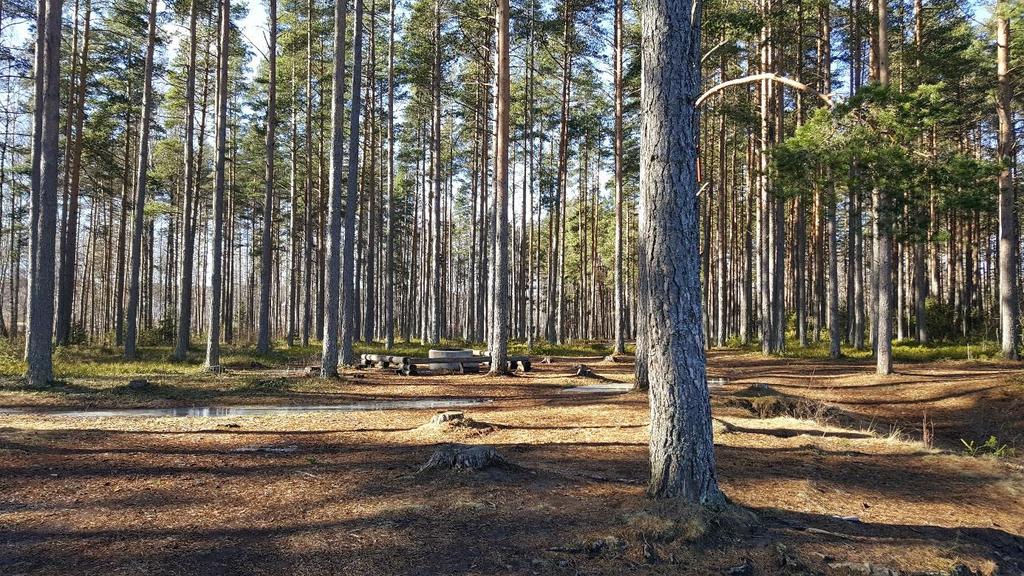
[
  {"x1": 414, "y1": 412, "x2": 496, "y2": 438},
  {"x1": 430, "y1": 411, "x2": 465, "y2": 425},
  {"x1": 418, "y1": 444, "x2": 512, "y2": 473},
  {"x1": 574, "y1": 364, "x2": 597, "y2": 378}
]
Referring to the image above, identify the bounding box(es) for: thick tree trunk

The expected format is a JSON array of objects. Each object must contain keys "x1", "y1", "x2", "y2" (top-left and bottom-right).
[
  {"x1": 25, "y1": 0, "x2": 61, "y2": 385},
  {"x1": 124, "y1": 0, "x2": 158, "y2": 360},
  {"x1": 640, "y1": 0, "x2": 722, "y2": 503}
]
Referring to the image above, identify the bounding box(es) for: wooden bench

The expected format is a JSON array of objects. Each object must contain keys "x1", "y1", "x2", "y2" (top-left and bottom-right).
[
  {"x1": 358, "y1": 354, "x2": 408, "y2": 368},
  {"x1": 359, "y1": 354, "x2": 532, "y2": 376}
]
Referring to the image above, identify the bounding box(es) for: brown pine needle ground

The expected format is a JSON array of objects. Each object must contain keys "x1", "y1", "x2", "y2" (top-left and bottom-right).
[{"x1": 1, "y1": 350, "x2": 1022, "y2": 575}]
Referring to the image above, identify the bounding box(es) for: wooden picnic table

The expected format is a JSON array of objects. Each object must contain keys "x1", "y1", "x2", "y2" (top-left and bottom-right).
[{"x1": 359, "y1": 353, "x2": 532, "y2": 375}]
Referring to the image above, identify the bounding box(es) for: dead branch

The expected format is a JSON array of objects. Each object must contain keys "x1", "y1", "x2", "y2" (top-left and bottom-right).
[{"x1": 697, "y1": 73, "x2": 834, "y2": 109}]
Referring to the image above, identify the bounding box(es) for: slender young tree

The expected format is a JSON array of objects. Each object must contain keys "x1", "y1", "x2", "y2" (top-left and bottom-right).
[
  {"x1": 640, "y1": 0, "x2": 722, "y2": 502},
  {"x1": 340, "y1": 0, "x2": 365, "y2": 365},
  {"x1": 55, "y1": 0, "x2": 91, "y2": 346},
  {"x1": 205, "y1": 0, "x2": 230, "y2": 371},
  {"x1": 257, "y1": 0, "x2": 278, "y2": 355},
  {"x1": 301, "y1": 0, "x2": 315, "y2": 348},
  {"x1": 612, "y1": 0, "x2": 625, "y2": 356},
  {"x1": 124, "y1": 0, "x2": 158, "y2": 360},
  {"x1": 489, "y1": 0, "x2": 510, "y2": 375},
  {"x1": 874, "y1": 0, "x2": 893, "y2": 375},
  {"x1": 823, "y1": 1, "x2": 840, "y2": 360},
  {"x1": 384, "y1": 0, "x2": 396, "y2": 351},
  {"x1": 26, "y1": 0, "x2": 44, "y2": 343},
  {"x1": 996, "y1": 0, "x2": 1018, "y2": 360},
  {"x1": 428, "y1": 0, "x2": 443, "y2": 345},
  {"x1": 174, "y1": 0, "x2": 201, "y2": 361}
]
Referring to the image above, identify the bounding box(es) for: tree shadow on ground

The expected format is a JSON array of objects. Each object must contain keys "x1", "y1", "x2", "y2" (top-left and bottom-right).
[{"x1": 1, "y1": 425, "x2": 1020, "y2": 575}]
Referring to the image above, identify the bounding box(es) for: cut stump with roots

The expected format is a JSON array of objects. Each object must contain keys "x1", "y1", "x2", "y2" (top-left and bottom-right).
[
  {"x1": 574, "y1": 364, "x2": 598, "y2": 378},
  {"x1": 430, "y1": 411, "x2": 466, "y2": 425},
  {"x1": 412, "y1": 412, "x2": 498, "y2": 439},
  {"x1": 418, "y1": 444, "x2": 515, "y2": 473}
]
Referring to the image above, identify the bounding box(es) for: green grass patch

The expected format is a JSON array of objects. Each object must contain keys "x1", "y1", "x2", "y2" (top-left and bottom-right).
[
  {"x1": 0, "y1": 336, "x2": 625, "y2": 383},
  {"x1": 721, "y1": 337, "x2": 1003, "y2": 362}
]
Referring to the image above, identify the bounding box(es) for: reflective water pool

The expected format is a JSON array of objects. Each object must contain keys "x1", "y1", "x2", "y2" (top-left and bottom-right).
[{"x1": 0, "y1": 398, "x2": 492, "y2": 418}]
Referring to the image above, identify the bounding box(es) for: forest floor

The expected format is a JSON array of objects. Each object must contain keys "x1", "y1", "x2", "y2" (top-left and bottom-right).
[{"x1": 1, "y1": 344, "x2": 1023, "y2": 575}]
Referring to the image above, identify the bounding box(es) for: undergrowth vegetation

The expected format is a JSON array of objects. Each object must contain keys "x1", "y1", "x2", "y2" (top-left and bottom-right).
[
  {"x1": 0, "y1": 334, "x2": 1007, "y2": 382},
  {"x1": 721, "y1": 337, "x2": 1003, "y2": 362},
  {"x1": 961, "y1": 436, "x2": 1016, "y2": 459},
  {"x1": 0, "y1": 338, "x2": 625, "y2": 380}
]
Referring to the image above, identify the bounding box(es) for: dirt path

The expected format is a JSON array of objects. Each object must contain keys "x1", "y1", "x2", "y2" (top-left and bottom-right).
[{"x1": 1, "y1": 353, "x2": 1022, "y2": 575}]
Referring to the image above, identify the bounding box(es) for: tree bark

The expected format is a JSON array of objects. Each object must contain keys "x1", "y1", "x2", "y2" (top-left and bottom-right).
[
  {"x1": 997, "y1": 2, "x2": 1018, "y2": 359},
  {"x1": 428, "y1": 0, "x2": 443, "y2": 345},
  {"x1": 288, "y1": 63, "x2": 299, "y2": 347},
  {"x1": 489, "y1": 0, "x2": 510, "y2": 375},
  {"x1": 26, "y1": 0, "x2": 44, "y2": 352},
  {"x1": 874, "y1": 0, "x2": 893, "y2": 375},
  {"x1": 205, "y1": 0, "x2": 230, "y2": 370},
  {"x1": 124, "y1": 0, "x2": 158, "y2": 360},
  {"x1": 384, "y1": 0, "x2": 395, "y2": 350},
  {"x1": 340, "y1": 0, "x2": 364, "y2": 365},
  {"x1": 25, "y1": 0, "x2": 61, "y2": 385},
  {"x1": 612, "y1": 0, "x2": 625, "y2": 356},
  {"x1": 174, "y1": 0, "x2": 200, "y2": 361},
  {"x1": 301, "y1": 0, "x2": 315, "y2": 348},
  {"x1": 640, "y1": 0, "x2": 722, "y2": 503},
  {"x1": 55, "y1": 0, "x2": 90, "y2": 346},
  {"x1": 321, "y1": 0, "x2": 348, "y2": 376},
  {"x1": 257, "y1": 0, "x2": 278, "y2": 354}
]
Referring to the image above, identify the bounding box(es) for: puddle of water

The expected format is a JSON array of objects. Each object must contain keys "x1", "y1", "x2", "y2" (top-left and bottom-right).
[{"x1": 4, "y1": 398, "x2": 491, "y2": 419}]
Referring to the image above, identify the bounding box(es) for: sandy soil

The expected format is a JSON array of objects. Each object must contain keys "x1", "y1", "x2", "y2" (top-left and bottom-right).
[{"x1": 1, "y1": 351, "x2": 1022, "y2": 575}]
